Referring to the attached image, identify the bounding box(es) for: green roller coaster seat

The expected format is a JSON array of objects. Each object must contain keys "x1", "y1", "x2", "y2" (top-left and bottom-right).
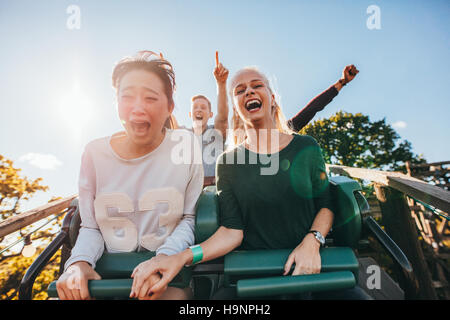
[
  {"x1": 193, "y1": 176, "x2": 364, "y2": 298},
  {"x1": 194, "y1": 186, "x2": 220, "y2": 243},
  {"x1": 47, "y1": 175, "x2": 364, "y2": 299},
  {"x1": 329, "y1": 176, "x2": 363, "y2": 248}
]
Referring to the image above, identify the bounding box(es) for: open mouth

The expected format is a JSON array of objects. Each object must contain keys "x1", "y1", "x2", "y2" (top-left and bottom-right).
[
  {"x1": 245, "y1": 99, "x2": 262, "y2": 112},
  {"x1": 195, "y1": 114, "x2": 204, "y2": 121},
  {"x1": 129, "y1": 120, "x2": 151, "y2": 135}
]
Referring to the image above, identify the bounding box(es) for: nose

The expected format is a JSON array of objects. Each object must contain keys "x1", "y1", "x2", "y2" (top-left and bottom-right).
[
  {"x1": 245, "y1": 86, "x2": 255, "y2": 96},
  {"x1": 131, "y1": 97, "x2": 145, "y2": 115}
]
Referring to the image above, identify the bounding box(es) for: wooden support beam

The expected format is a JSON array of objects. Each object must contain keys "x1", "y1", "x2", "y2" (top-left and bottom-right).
[
  {"x1": 410, "y1": 161, "x2": 450, "y2": 168},
  {"x1": 387, "y1": 176, "x2": 450, "y2": 213},
  {"x1": 374, "y1": 185, "x2": 438, "y2": 300},
  {"x1": 0, "y1": 195, "x2": 77, "y2": 238},
  {"x1": 327, "y1": 164, "x2": 450, "y2": 213}
]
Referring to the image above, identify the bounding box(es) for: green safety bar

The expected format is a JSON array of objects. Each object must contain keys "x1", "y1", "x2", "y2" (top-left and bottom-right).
[
  {"x1": 237, "y1": 271, "x2": 356, "y2": 298},
  {"x1": 224, "y1": 247, "x2": 358, "y2": 298},
  {"x1": 47, "y1": 252, "x2": 191, "y2": 299},
  {"x1": 48, "y1": 279, "x2": 133, "y2": 299}
]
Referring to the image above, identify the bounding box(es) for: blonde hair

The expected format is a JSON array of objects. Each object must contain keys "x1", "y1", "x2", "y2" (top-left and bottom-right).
[
  {"x1": 191, "y1": 94, "x2": 211, "y2": 110},
  {"x1": 229, "y1": 67, "x2": 293, "y2": 146}
]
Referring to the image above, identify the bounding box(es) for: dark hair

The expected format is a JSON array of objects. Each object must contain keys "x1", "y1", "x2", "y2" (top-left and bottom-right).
[{"x1": 112, "y1": 51, "x2": 177, "y2": 129}]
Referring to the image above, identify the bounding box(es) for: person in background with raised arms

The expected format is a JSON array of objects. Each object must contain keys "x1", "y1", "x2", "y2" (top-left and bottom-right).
[
  {"x1": 187, "y1": 54, "x2": 358, "y2": 183},
  {"x1": 55, "y1": 51, "x2": 203, "y2": 300},
  {"x1": 183, "y1": 51, "x2": 229, "y2": 186},
  {"x1": 287, "y1": 64, "x2": 359, "y2": 132},
  {"x1": 131, "y1": 65, "x2": 370, "y2": 300}
]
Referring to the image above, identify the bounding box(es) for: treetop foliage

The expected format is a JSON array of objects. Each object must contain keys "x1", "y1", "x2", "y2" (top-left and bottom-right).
[{"x1": 299, "y1": 111, "x2": 426, "y2": 172}]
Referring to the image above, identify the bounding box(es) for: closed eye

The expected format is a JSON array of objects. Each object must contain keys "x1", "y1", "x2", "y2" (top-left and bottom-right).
[{"x1": 235, "y1": 87, "x2": 245, "y2": 95}]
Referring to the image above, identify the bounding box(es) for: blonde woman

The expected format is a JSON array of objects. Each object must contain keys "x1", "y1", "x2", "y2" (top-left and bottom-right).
[{"x1": 132, "y1": 66, "x2": 369, "y2": 300}]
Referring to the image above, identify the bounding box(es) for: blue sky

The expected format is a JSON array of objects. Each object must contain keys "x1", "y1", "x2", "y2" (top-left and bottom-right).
[{"x1": 1, "y1": 0, "x2": 449, "y2": 211}]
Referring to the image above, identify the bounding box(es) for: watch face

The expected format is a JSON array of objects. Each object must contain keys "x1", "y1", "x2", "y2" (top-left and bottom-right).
[{"x1": 315, "y1": 232, "x2": 325, "y2": 244}]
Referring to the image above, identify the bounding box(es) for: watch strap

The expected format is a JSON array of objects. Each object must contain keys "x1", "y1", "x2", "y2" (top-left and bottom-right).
[{"x1": 308, "y1": 230, "x2": 325, "y2": 246}]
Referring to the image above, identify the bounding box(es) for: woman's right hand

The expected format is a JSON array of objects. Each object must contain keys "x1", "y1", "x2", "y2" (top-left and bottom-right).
[
  {"x1": 213, "y1": 51, "x2": 229, "y2": 85},
  {"x1": 56, "y1": 261, "x2": 101, "y2": 300}
]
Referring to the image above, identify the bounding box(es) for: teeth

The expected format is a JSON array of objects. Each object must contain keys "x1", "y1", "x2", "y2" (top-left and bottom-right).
[{"x1": 246, "y1": 99, "x2": 260, "y2": 107}]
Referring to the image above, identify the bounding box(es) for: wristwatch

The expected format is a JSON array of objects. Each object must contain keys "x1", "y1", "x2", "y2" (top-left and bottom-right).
[{"x1": 309, "y1": 230, "x2": 325, "y2": 246}]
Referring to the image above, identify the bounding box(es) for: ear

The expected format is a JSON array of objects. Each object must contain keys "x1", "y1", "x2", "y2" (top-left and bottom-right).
[
  {"x1": 189, "y1": 111, "x2": 192, "y2": 118},
  {"x1": 209, "y1": 112, "x2": 214, "y2": 119}
]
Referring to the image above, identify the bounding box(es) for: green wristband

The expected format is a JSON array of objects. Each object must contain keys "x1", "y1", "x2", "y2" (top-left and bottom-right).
[{"x1": 189, "y1": 245, "x2": 203, "y2": 265}]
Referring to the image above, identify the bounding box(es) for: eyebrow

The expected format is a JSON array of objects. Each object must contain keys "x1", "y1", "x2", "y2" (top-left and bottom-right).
[
  {"x1": 120, "y1": 86, "x2": 160, "y2": 95},
  {"x1": 234, "y1": 79, "x2": 264, "y2": 89}
]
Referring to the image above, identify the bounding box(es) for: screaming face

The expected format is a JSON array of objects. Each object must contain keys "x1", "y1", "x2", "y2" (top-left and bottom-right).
[
  {"x1": 190, "y1": 97, "x2": 212, "y2": 127},
  {"x1": 117, "y1": 69, "x2": 173, "y2": 145},
  {"x1": 231, "y1": 69, "x2": 274, "y2": 124}
]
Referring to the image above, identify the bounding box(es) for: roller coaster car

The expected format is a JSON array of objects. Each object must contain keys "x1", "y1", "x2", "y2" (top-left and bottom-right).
[{"x1": 19, "y1": 176, "x2": 412, "y2": 300}]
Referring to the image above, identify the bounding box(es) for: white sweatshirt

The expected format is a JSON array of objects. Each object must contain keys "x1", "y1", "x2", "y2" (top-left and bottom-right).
[{"x1": 65, "y1": 129, "x2": 204, "y2": 271}]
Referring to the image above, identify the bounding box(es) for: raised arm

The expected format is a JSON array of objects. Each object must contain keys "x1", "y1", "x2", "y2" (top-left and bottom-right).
[
  {"x1": 287, "y1": 64, "x2": 359, "y2": 132},
  {"x1": 213, "y1": 51, "x2": 229, "y2": 138}
]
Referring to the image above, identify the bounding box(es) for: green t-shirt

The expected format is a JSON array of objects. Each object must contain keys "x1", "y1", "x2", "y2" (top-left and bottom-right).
[{"x1": 216, "y1": 134, "x2": 332, "y2": 250}]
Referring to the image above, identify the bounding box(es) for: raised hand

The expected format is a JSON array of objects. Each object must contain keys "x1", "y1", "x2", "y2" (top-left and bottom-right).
[
  {"x1": 213, "y1": 51, "x2": 229, "y2": 85},
  {"x1": 341, "y1": 64, "x2": 359, "y2": 84}
]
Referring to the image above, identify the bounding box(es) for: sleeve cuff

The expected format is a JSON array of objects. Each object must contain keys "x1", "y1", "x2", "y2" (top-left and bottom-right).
[
  {"x1": 64, "y1": 255, "x2": 97, "y2": 272},
  {"x1": 156, "y1": 247, "x2": 180, "y2": 256}
]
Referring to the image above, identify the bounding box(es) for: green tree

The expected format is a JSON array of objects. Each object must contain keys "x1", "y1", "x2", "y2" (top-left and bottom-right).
[
  {"x1": 299, "y1": 111, "x2": 426, "y2": 172},
  {"x1": 0, "y1": 155, "x2": 49, "y2": 220},
  {"x1": 0, "y1": 155, "x2": 62, "y2": 300}
]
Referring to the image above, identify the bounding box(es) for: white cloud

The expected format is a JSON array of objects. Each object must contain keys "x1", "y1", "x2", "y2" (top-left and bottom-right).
[
  {"x1": 392, "y1": 121, "x2": 407, "y2": 129},
  {"x1": 19, "y1": 153, "x2": 63, "y2": 170}
]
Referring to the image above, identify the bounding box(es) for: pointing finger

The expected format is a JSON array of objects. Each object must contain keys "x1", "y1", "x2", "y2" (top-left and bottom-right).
[{"x1": 215, "y1": 51, "x2": 219, "y2": 67}]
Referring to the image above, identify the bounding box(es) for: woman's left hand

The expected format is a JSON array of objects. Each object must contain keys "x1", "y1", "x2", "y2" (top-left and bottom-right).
[
  {"x1": 283, "y1": 233, "x2": 322, "y2": 276},
  {"x1": 130, "y1": 254, "x2": 168, "y2": 299}
]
